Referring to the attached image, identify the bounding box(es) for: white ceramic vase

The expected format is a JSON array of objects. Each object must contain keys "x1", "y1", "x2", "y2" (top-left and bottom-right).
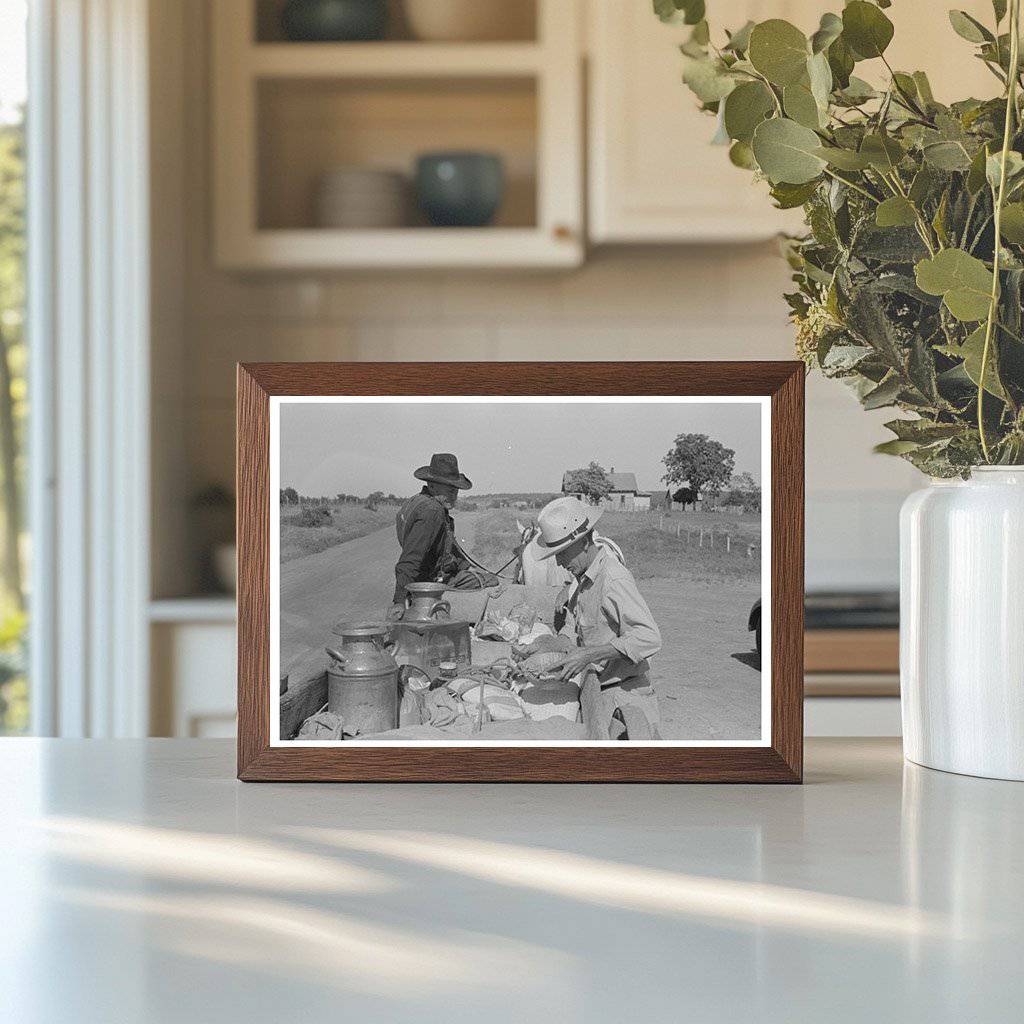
[{"x1": 900, "y1": 467, "x2": 1024, "y2": 780}]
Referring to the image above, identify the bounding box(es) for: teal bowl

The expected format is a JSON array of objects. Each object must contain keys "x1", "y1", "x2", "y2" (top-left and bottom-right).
[
  {"x1": 281, "y1": 0, "x2": 388, "y2": 42},
  {"x1": 415, "y1": 152, "x2": 505, "y2": 228}
]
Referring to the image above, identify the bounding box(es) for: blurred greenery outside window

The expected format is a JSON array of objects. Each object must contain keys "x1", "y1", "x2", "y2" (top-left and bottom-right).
[{"x1": 0, "y1": 1, "x2": 28, "y2": 734}]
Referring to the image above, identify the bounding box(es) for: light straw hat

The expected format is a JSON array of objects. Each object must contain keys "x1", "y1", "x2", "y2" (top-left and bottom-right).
[{"x1": 534, "y1": 496, "x2": 603, "y2": 559}]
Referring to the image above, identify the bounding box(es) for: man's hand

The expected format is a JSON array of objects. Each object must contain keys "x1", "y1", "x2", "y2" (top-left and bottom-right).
[
  {"x1": 554, "y1": 644, "x2": 618, "y2": 680},
  {"x1": 385, "y1": 602, "x2": 406, "y2": 624}
]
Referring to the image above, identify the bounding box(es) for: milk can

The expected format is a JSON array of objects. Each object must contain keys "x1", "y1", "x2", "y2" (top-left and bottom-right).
[
  {"x1": 402, "y1": 581, "x2": 451, "y2": 621},
  {"x1": 325, "y1": 622, "x2": 399, "y2": 736}
]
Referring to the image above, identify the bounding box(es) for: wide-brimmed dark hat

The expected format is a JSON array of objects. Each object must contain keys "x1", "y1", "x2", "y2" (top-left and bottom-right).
[{"x1": 414, "y1": 453, "x2": 472, "y2": 489}]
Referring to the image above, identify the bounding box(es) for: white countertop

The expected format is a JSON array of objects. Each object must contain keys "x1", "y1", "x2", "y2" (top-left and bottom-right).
[{"x1": 2, "y1": 738, "x2": 1021, "y2": 1023}]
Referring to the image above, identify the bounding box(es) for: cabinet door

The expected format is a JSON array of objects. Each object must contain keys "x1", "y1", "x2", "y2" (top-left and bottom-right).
[
  {"x1": 589, "y1": 1, "x2": 815, "y2": 243},
  {"x1": 588, "y1": 1, "x2": 1003, "y2": 245}
]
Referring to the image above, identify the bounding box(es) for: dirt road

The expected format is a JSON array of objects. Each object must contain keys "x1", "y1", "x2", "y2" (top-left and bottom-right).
[
  {"x1": 640, "y1": 578, "x2": 762, "y2": 741},
  {"x1": 279, "y1": 511, "x2": 482, "y2": 668}
]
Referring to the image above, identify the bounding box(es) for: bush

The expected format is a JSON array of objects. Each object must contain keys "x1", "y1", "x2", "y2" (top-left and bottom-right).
[
  {"x1": 460, "y1": 501, "x2": 478, "y2": 511},
  {"x1": 296, "y1": 506, "x2": 332, "y2": 528}
]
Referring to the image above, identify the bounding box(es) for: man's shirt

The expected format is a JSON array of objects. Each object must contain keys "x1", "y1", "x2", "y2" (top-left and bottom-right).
[
  {"x1": 393, "y1": 488, "x2": 469, "y2": 603},
  {"x1": 561, "y1": 545, "x2": 662, "y2": 687}
]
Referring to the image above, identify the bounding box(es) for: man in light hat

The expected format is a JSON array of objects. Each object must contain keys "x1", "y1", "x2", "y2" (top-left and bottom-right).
[
  {"x1": 388, "y1": 454, "x2": 474, "y2": 622},
  {"x1": 535, "y1": 495, "x2": 662, "y2": 733}
]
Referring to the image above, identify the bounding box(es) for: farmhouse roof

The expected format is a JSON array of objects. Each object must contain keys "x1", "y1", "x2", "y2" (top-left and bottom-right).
[
  {"x1": 606, "y1": 471, "x2": 638, "y2": 492},
  {"x1": 561, "y1": 469, "x2": 639, "y2": 493}
]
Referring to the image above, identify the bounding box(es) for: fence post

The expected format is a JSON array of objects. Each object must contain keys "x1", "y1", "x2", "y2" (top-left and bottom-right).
[
  {"x1": 726, "y1": 534, "x2": 731, "y2": 553},
  {"x1": 710, "y1": 529, "x2": 715, "y2": 549},
  {"x1": 676, "y1": 523, "x2": 680, "y2": 537},
  {"x1": 659, "y1": 515, "x2": 664, "y2": 530},
  {"x1": 699, "y1": 529, "x2": 704, "y2": 548}
]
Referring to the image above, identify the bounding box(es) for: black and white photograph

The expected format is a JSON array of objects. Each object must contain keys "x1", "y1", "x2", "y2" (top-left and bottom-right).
[{"x1": 271, "y1": 396, "x2": 770, "y2": 745}]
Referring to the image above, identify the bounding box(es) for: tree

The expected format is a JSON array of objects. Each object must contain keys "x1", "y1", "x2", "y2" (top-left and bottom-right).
[
  {"x1": 365, "y1": 490, "x2": 385, "y2": 510},
  {"x1": 722, "y1": 472, "x2": 761, "y2": 513},
  {"x1": 0, "y1": 115, "x2": 25, "y2": 610},
  {"x1": 662, "y1": 434, "x2": 735, "y2": 501},
  {"x1": 563, "y1": 461, "x2": 612, "y2": 505},
  {"x1": 281, "y1": 486, "x2": 299, "y2": 505}
]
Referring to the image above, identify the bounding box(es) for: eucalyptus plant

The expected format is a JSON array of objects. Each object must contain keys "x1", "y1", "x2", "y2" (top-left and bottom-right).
[{"x1": 659, "y1": 0, "x2": 1024, "y2": 474}]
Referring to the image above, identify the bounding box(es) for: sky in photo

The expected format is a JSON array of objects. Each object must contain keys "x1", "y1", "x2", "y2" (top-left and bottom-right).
[{"x1": 279, "y1": 399, "x2": 763, "y2": 497}]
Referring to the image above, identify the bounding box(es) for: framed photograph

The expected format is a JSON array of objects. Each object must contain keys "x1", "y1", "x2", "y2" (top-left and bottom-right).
[{"x1": 237, "y1": 362, "x2": 804, "y2": 782}]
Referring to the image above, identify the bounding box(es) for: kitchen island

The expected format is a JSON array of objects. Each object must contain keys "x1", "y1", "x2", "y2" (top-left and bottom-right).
[{"x1": 2, "y1": 738, "x2": 1021, "y2": 1022}]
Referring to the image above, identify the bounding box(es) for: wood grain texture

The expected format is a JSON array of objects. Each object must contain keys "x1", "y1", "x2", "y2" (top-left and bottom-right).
[
  {"x1": 804, "y1": 629, "x2": 899, "y2": 675},
  {"x1": 236, "y1": 361, "x2": 805, "y2": 783}
]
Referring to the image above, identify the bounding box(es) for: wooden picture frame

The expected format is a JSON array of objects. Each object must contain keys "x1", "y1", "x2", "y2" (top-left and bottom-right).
[{"x1": 237, "y1": 362, "x2": 804, "y2": 782}]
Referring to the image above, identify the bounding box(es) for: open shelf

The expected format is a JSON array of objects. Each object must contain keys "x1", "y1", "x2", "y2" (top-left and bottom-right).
[
  {"x1": 257, "y1": 76, "x2": 537, "y2": 232},
  {"x1": 254, "y1": 0, "x2": 538, "y2": 45},
  {"x1": 249, "y1": 42, "x2": 544, "y2": 78},
  {"x1": 213, "y1": 0, "x2": 581, "y2": 268}
]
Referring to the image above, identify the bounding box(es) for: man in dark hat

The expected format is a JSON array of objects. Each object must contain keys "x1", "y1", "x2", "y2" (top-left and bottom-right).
[{"x1": 387, "y1": 454, "x2": 475, "y2": 622}]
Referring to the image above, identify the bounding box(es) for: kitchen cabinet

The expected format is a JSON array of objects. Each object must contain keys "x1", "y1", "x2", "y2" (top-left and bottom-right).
[
  {"x1": 587, "y1": 0, "x2": 1000, "y2": 244},
  {"x1": 211, "y1": 0, "x2": 583, "y2": 269}
]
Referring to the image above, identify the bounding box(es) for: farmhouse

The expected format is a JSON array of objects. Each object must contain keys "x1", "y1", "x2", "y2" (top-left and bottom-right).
[{"x1": 562, "y1": 467, "x2": 651, "y2": 511}]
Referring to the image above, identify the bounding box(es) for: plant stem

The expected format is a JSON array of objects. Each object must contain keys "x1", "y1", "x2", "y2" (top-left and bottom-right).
[
  {"x1": 821, "y1": 167, "x2": 879, "y2": 203},
  {"x1": 979, "y1": 0, "x2": 1021, "y2": 462}
]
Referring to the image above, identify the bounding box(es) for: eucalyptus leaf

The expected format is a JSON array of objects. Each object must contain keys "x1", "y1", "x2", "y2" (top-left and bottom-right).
[
  {"x1": 912, "y1": 71, "x2": 935, "y2": 105},
  {"x1": 770, "y1": 179, "x2": 821, "y2": 209},
  {"x1": 993, "y1": 0, "x2": 1008, "y2": 24},
  {"x1": 923, "y1": 141, "x2": 973, "y2": 171},
  {"x1": 884, "y1": 419, "x2": 963, "y2": 443},
  {"x1": 653, "y1": 0, "x2": 705, "y2": 25},
  {"x1": 729, "y1": 140, "x2": 758, "y2": 170},
  {"x1": 827, "y1": 35, "x2": 855, "y2": 89},
  {"x1": 875, "y1": 196, "x2": 918, "y2": 228},
  {"x1": 967, "y1": 143, "x2": 993, "y2": 193},
  {"x1": 842, "y1": 1, "x2": 895, "y2": 60},
  {"x1": 814, "y1": 146, "x2": 872, "y2": 171},
  {"x1": 783, "y1": 83, "x2": 823, "y2": 129},
  {"x1": 807, "y1": 51, "x2": 833, "y2": 111},
  {"x1": 860, "y1": 133, "x2": 906, "y2": 173},
  {"x1": 748, "y1": 19, "x2": 810, "y2": 87},
  {"x1": 752, "y1": 117, "x2": 827, "y2": 184},
  {"x1": 723, "y1": 81, "x2": 775, "y2": 144},
  {"x1": 999, "y1": 202, "x2": 1024, "y2": 243},
  {"x1": 909, "y1": 165, "x2": 936, "y2": 205},
  {"x1": 862, "y1": 375, "x2": 902, "y2": 409},
  {"x1": 986, "y1": 150, "x2": 1024, "y2": 190},
  {"x1": 948, "y1": 10, "x2": 993, "y2": 44},
  {"x1": 724, "y1": 20, "x2": 755, "y2": 53},
  {"x1": 682, "y1": 55, "x2": 737, "y2": 103},
  {"x1": 915, "y1": 249, "x2": 994, "y2": 321},
  {"x1": 810, "y1": 12, "x2": 843, "y2": 54},
  {"x1": 836, "y1": 76, "x2": 878, "y2": 105},
  {"x1": 959, "y1": 324, "x2": 1007, "y2": 398},
  {"x1": 874, "y1": 438, "x2": 921, "y2": 455},
  {"x1": 892, "y1": 72, "x2": 919, "y2": 100}
]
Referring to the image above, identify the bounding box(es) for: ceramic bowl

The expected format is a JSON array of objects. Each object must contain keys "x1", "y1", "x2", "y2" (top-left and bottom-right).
[
  {"x1": 281, "y1": 0, "x2": 388, "y2": 42},
  {"x1": 403, "y1": 0, "x2": 534, "y2": 42},
  {"x1": 414, "y1": 152, "x2": 504, "y2": 228},
  {"x1": 315, "y1": 167, "x2": 409, "y2": 228}
]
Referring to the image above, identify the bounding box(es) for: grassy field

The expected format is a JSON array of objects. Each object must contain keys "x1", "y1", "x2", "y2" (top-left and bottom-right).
[
  {"x1": 465, "y1": 507, "x2": 761, "y2": 583},
  {"x1": 459, "y1": 508, "x2": 525, "y2": 568},
  {"x1": 280, "y1": 503, "x2": 396, "y2": 563}
]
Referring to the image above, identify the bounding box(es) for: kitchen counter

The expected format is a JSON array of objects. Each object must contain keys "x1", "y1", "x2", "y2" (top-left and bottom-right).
[{"x1": 2, "y1": 738, "x2": 1021, "y2": 1023}]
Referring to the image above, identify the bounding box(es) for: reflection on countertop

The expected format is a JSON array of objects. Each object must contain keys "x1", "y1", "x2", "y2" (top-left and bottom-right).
[{"x1": 0, "y1": 738, "x2": 1022, "y2": 1022}]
